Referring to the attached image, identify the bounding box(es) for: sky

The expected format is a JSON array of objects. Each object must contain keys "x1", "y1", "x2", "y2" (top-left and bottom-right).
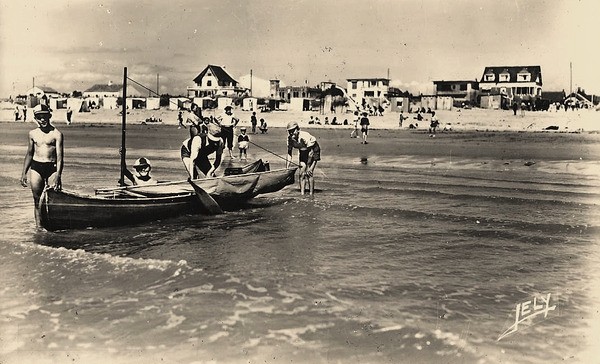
[{"x1": 1, "y1": 0, "x2": 599, "y2": 98}]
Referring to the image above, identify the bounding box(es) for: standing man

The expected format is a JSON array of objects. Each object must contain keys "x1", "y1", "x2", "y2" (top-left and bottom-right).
[
  {"x1": 217, "y1": 105, "x2": 239, "y2": 159},
  {"x1": 23, "y1": 105, "x2": 28, "y2": 121},
  {"x1": 360, "y1": 112, "x2": 370, "y2": 144},
  {"x1": 250, "y1": 111, "x2": 257, "y2": 134},
  {"x1": 66, "y1": 106, "x2": 73, "y2": 125},
  {"x1": 177, "y1": 110, "x2": 185, "y2": 129},
  {"x1": 20, "y1": 104, "x2": 64, "y2": 228},
  {"x1": 286, "y1": 121, "x2": 321, "y2": 196}
]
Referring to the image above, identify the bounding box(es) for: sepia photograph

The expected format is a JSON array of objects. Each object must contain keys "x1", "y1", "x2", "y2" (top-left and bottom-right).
[{"x1": 0, "y1": 1, "x2": 599, "y2": 363}]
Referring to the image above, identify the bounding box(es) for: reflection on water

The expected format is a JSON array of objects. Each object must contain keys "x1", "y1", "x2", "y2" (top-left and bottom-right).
[{"x1": 1, "y1": 144, "x2": 600, "y2": 364}]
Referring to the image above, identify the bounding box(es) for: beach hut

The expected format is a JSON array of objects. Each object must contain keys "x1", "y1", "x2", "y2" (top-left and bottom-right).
[
  {"x1": 242, "y1": 97, "x2": 258, "y2": 111},
  {"x1": 389, "y1": 97, "x2": 410, "y2": 113},
  {"x1": 103, "y1": 97, "x2": 118, "y2": 109},
  {"x1": 218, "y1": 97, "x2": 234, "y2": 110},
  {"x1": 146, "y1": 97, "x2": 160, "y2": 110},
  {"x1": 126, "y1": 98, "x2": 146, "y2": 110},
  {"x1": 437, "y1": 96, "x2": 453, "y2": 110}
]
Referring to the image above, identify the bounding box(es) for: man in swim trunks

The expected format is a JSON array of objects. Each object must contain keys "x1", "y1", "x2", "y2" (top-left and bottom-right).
[
  {"x1": 20, "y1": 104, "x2": 64, "y2": 228},
  {"x1": 286, "y1": 121, "x2": 321, "y2": 196}
]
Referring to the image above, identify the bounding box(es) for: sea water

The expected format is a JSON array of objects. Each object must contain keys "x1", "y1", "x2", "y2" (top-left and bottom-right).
[{"x1": 1, "y1": 138, "x2": 600, "y2": 364}]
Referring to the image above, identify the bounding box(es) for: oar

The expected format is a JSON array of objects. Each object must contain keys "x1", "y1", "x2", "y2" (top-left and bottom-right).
[{"x1": 187, "y1": 178, "x2": 223, "y2": 215}]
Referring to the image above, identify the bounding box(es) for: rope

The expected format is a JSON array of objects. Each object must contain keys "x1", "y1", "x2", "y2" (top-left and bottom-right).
[{"x1": 248, "y1": 140, "x2": 300, "y2": 167}]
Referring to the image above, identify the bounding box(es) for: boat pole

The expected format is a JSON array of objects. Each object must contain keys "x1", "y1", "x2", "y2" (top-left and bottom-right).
[{"x1": 120, "y1": 67, "x2": 127, "y2": 186}]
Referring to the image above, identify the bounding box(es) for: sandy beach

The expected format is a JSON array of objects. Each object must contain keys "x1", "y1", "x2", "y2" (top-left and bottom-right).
[{"x1": 2, "y1": 102, "x2": 599, "y2": 134}]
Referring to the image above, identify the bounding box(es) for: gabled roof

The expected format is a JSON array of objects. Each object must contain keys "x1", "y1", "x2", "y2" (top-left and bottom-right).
[
  {"x1": 193, "y1": 65, "x2": 238, "y2": 85},
  {"x1": 39, "y1": 86, "x2": 60, "y2": 94},
  {"x1": 84, "y1": 84, "x2": 123, "y2": 93},
  {"x1": 480, "y1": 66, "x2": 542, "y2": 84}
]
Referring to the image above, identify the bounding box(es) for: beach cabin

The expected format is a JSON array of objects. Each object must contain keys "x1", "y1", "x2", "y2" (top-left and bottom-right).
[
  {"x1": 217, "y1": 97, "x2": 234, "y2": 110},
  {"x1": 242, "y1": 97, "x2": 258, "y2": 111},
  {"x1": 146, "y1": 97, "x2": 160, "y2": 110}
]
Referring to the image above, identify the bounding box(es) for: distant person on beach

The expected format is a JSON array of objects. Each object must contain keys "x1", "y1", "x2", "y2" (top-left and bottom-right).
[
  {"x1": 259, "y1": 118, "x2": 268, "y2": 133},
  {"x1": 237, "y1": 127, "x2": 250, "y2": 161},
  {"x1": 512, "y1": 102, "x2": 518, "y2": 116},
  {"x1": 360, "y1": 112, "x2": 370, "y2": 144},
  {"x1": 308, "y1": 116, "x2": 315, "y2": 125},
  {"x1": 286, "y1": 121, "x2": 321, "y2": 196},
  {"x1": 14, "y1": 105, "x2": 20, "y2": 121},
  {"x1": 181, "y1": 121, "x2": 224, "y2": 178},
  {"x1": 20, "y1": 104, "x2": 63, "y2": 228},
  {"x1": 177, "y1": 111, "x2": 185, "y2": 129},
  {"x1": 250, "y1": 111, "x2": 257, "y2": 134},
  {"x1": 429, "y1": 112, "x2": 440, "y2": 137},
  {"x1": 217, "y1": 105, "x2": 239, "y2": 159},
  {"x1": 23, "y1": 105, "x2": 27, "y2": 121},
  {"x1": 350, "y1": 111, "x2": 359, "y2": 138},
  {"x1": 66, "y1": 107, "x2": 73, "y2": 125},
  {"x1": 399, "y1": 112, "x2": 407, "y2": 127},
  {"x1": 123, "y1": 157, "x2": 158, "y2": 186}
]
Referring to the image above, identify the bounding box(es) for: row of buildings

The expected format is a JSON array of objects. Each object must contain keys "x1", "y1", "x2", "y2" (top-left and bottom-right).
[{"x1": 16, "y1": 64, "x2": 598, "y2": 113}]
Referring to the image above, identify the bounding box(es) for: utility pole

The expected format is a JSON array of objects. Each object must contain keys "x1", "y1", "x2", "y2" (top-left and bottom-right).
[
  {"x1": 569, "y1": 62, "x2": 572, "y2": 95},
  {"x1": 250, "y1": 69, "x2": 253, "y2": 97},
  {"x1": 156, "y1": 73, "x2": 159, "y2": 97}
]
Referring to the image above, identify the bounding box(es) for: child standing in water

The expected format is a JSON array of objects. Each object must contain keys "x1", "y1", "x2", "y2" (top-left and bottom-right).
[{"x1": 237, "y1": 127, "x2": 249, "y2": 161}]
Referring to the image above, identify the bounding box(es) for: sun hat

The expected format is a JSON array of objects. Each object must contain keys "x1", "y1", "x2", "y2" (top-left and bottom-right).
[
  {"x1": 240, "y1": 126, "x2": 247, "y2": 131},
  {"x1": 133, "y1": 157, "x2": 151, "y2": 168},
  {"x1": 286, "y1": 121, "x2": 299, "y2": 131},
  {"x1": 33, "y1": 104, "x2": 52, "y2": 116}
]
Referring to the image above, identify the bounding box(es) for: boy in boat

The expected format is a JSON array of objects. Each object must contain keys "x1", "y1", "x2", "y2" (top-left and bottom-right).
[
  {"x1": 20, "y1": 104, "x2": 64, "y2": 228},
  {"x1": 286, "y1": 121, "x2": 321, "y2": 196},
  {"x1": 181, "y1": 120, "x2": 224, "y2": 178},
  {"x1": 237, "y1": 127, "x2": 250, "y2": 161},
  {"x1": 123, "y1": 157, "x2": 158, "y2": 186}
]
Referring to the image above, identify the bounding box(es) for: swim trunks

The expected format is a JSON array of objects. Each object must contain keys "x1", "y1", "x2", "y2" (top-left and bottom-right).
[
  {"x1": 30, "y1": 160, "x2": 57, "y2": 180},
  {"x1": 299, "y1": 142, "x2": 321, "y2": 164}
]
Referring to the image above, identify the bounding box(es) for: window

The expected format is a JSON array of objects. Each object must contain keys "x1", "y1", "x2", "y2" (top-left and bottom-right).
[
  {"x1": 370, "y1": 80, "x2": 376, "y2": 86},
  {"x1": 485, "y1": 73, "x2": 495, "y2": 81},
  {"x1": 207, "y1": 80, "x2": 212, "y2": 87},
  {"x1": 364, "y1": 91, "x2": 374, "y2": 97},
  {"x1": 351, "y1": 82, "x2": 357, "y2": 89},
  {"x1": 293, "y1": 91, "x2": 299, "y2": 98},
  {"x1": 499, "y1": 73, "x2": 510, "y2": 82},
  {"x1": 518, "y1": 73, "x2": 531, "y2": 82}
]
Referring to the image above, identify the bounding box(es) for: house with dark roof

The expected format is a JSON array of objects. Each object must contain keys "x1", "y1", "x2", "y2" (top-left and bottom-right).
[
  {"x1": 433, "y1": 80, "x2": 479, "y2": 106},
  {"x1": 187, "y1": 65, "x2": 247, "y2": 98},
  {"x1": 479, "y1": 66, "x2": 542, "y2": 107}
]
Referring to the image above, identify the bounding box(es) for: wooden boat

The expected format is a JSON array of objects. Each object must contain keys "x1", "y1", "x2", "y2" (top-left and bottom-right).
[
  {"x1": 39, "y1": 188, "x2": 211, "y2": 231},
  {"x1": 96, "y1": 160, "x2": 297, "y2": 204}
]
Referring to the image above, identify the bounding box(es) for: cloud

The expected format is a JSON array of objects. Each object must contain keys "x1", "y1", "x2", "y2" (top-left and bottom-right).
[{"x1": 391, "y1": 79, "x2": 434, "y2": 95}]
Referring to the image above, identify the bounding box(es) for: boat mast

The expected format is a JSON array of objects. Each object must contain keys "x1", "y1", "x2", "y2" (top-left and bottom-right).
[{"x1": 120, "y1": 67, "x2": 127, "y2": 186}]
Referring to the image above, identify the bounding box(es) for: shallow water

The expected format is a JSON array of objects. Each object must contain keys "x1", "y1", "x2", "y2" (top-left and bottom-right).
[{"x1": 1, "y1": 130, "x2": 600, "y2": 364}]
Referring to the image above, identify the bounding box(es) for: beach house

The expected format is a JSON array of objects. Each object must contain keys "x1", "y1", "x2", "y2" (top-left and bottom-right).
[
  {"x1": 346, "y1": 78, "x2": 390, "y2": 108},
  {"x1": 479, "y1": 66, "x2": 542, "y2": 108},
  {"x1": 433, "y1": 80, "x2": 479, "y2": 107},
  {"x1": 187, "y1": 65, "x2": 246, "y2": 98}
]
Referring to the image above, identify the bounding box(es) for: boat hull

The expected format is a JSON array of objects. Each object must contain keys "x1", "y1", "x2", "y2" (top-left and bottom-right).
[
  {"x1": 96, "y1": 167, "x2": 297, "y2": 203},
  {"x1": 40, "y1": 189, "x2": 202, "y2": 231}
]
